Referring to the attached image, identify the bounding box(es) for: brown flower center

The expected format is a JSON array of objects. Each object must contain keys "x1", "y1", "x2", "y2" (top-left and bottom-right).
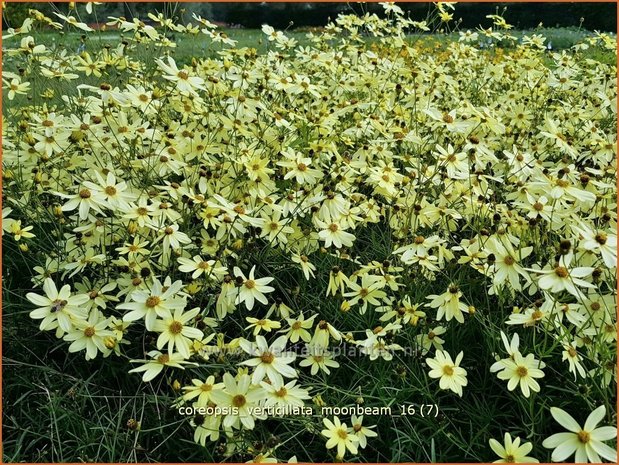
[
  {"x1": 83, "y1": 327, "x2": 95, "y2": 337},
  {"x1": 145, "y1": 296, "x2": 161, "y2": 308},
  {"x1": 516, "y1": 366, "x2": 528, "y2": 377},
  {"x1": 260, "y1": 352, "x2": 275, "y2": 364},
  {"x1": 169, "y1": 321, "x2": 183, "y2": 334},
  {"x1": 595, "y1": 232, "x2": 607, "y2": 245},
  {"x1": 554, "y1": 266, "x2": 569, "y2": 278},
  {"x1": 232, "y1": 394, "x2": 246, "y2": 407},
  {"x1": 577, "y1": 431, "x2": 590, "y2": 444}
]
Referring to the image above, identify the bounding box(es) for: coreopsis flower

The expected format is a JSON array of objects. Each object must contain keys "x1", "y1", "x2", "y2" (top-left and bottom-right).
[
  {"x1": 210, "y1": 372, "x2": 267, "y2": 430},
  {"x1": 82, "y1": 171, "x2": 136, "y2": 211},
  {"x1": 321, "y1": 416, "x2": 359, "y2": 459},
  {"x1": 239, "y1": 335, "x2": 297, "y2": 384},
  {"x1": 291, "y1": 253, "x2": 317, "y2": 280},
  {"x1": 52, "y1": 12, "x2": 94, "y2": 31},
  {"x1": 155, "y1": 56, "x2": 205, "y2": 95},
  {"x1": 231, "y1": 266, "x2": 275, "y2": 311},
  {"x1": 316, "y1": 218, "x2": 356, "y2": 249},
  {"x1": 281, "y1": 313, "x2": 316, "y2": 343},
  {"x1": 542, "y1": 405, "x2": 617, "y2": 463},
  {"x1": 426, "y1": 284, "x2": 471, "y2": 324},
  {"x1": 561, "y1": 339, "x2": 587, "y2": 379},
  {"x1": 129, "y1": 350, "x2": 198, "y2": 382},
  {"x1": 573, "y1": 224, "x2": 617, "y2": 268},
  {"x1": 26, "y1": 278, "x2": 89, "y2": 333},
  {"x1": 326, "y1": 267, "x2": 350, "y2": 297},
  {"x1": 426, "y1": 350, "x2": 468, "y2": 396},
  {"x1": 311, "y1": 320, "x2": 342, "y2": 348},
  {"x1": 489, "y1": 433, "x2": 538, "y2": 463},
  {"x1": 63, "y1": 310, "x2": 115, "y2": 360},
  {"x1": 192, "y1": 413, "x2": 222, "y2": 446},
  {"x1": 350, "y1": 415, "x2": 378, "y2": 449},
  {"x1": 118, "y1": 278, "x2": 186, "y2": 330},
  {"x1": 343, "y1": 274, "x2": 387, "y2": 314},
  {"x1": 299, "y1": 350, "x2": 340, "y2": 375},
  {"x1": 3, "y1": 77, "x2": 30, "y2": 100},
  {"x1": 58, "y1": 186, "x2": 106, "y2": 220},
  {"x1": 494, "y1": 352, "x2": 545, "y2": 398},
  {"x1": 245, "y1": 317, "x2": 282, "y2": 336},
  {"x1": 180, "y1": 376, "x2": 225, "y2": 407},
  {"x1": 260, "y1": 378, "x2": 311, "y2": 408},
  {"x1": 416, "y1": 326, "x2": 447, "y2": 354},
  {"x1": 531, "y1": 253, "x2": 594, "y2": 297},
  {"x1": 177, "y1": 255, "x2": 227, "y2": 280},
  {"x1": 154, "y1": 224, "x2": 192, "y2": 258},
  {"x1": 153, "y1": 307, "x2": 204, "y2": 358},
  {"x1": 8, "y1": 220, "x2": 35, "y2": 241}
]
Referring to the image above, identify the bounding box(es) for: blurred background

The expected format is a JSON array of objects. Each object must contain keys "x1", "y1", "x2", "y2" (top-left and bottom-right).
[{"x1": 3, "y1": 2, "x2": 617, "y2": 32}]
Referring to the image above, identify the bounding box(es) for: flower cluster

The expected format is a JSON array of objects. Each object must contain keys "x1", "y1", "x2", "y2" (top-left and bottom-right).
[{"x1": 4, "y1": 2, "x2": 616, "y2": 462}]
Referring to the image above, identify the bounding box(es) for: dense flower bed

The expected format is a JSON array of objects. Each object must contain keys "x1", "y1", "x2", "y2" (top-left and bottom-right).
[{"x1": 3, "y1": 3, "x2": 617, "y2": 462}]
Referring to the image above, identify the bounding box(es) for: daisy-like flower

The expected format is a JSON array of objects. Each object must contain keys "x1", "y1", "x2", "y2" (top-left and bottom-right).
[
  {"x1": 321, "y1": 416, "x2": 359, "y2": 459},
  {"x1": 316, "y1": 218, "x2": 356, "y2": 249},
  {"x1": 426, "y1": 350, "x2": 468, "y2": 396},
  {"x1": 239, "y1": 335, "x2": 297, "y2": 384},
  {"x1": 129, "y1": 350, "x2": 198, "y2": 382},
  {"x1": 291, "y1": 253, "x2": 317, "y2": 280},
  {"x1": 118, "y1": 278, "x2": 186, "y2": 330},
  {"x1": 3, "y1": 77, "x2": 30, "y2": 100},
  {"x1": 426, "y1": 284, "x2": 471, "y2": 324},
  {"x1": 210, "y1": 372, "x2": 267, "y2": 430},
  {"x1": 542, "y1": 405, "x2": 617, "y2": 463},
  {"x1": 153, "y1": 307, "x2": 204, "y2": 359},
  {"x1": 180, "y1": 376, "x2": 225, "y2": 407},
  {"x1": 82, "y1": 171, "x2": 136, "y2": 211},
  {"x1": 495, "y1": 352, "x2": 545, "y2": 398},
  {"x1": 245, "y1": 317, "x2": 282, "y2": 336},
  {"x1": 177, "y1": 255, "x2": 227, "y2": 280},
  {"x1": 260, "y1": 378, "x2": 311, "y2": 408},
  {"x1": 531, "y1": 253, "x2": 594, "y2": 298},
  {"x1": 299, "y1": 350, "x2": 340, "y2": 375},
  {"x1": 281, "y1": 313, "x2": 316, "y2": 343},
  {"x1": 574, "y1": 224, "x2": 617, "y2": 268},
  {"x1": 344, "y1": 274, "x2": 387, "y2": 314},
  {"x1": 58, "y1": 185, "x2": 106, "y2": 220},
  {"x1": 350, "y1": 415, "x2": 378, "y2": 449},
  {"x1": 231, "y1": 266, "x2": 275, "y2": 311},
  {"x1": 63, "y1": 310, "x2": 115, "y2": 360},
  {"x1": 155, "y1": 56, "x2": 205, "y2": 95},
  {"x1": 26, "y1": 278, "x2": 89, "y2": 333},
  {"x1": 489, "y1": 433, "x2": 538, "y2": 463},
  {"x1": 416, "y1": 326, "x2": 447, "y2": 355}
]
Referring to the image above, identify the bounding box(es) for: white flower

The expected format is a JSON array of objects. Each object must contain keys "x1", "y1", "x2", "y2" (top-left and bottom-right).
[
  {"x1": 426, "y1": 350, "x2": 468, "y2": 396},
  {"x1": 489, "y1": 433, "x2": 538, "y2": 463},
  {"x1": 231, "y1": 266, "x2": 275, "y2": 310},
  {"x1": 239, "y1": 335, "x2": 297, "y2": 384},
  {"x1": 542, "y1": 405, "x2": 617, "y2": 463}
]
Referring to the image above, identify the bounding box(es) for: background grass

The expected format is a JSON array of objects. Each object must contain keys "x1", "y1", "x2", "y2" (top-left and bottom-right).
[{"x1": 2, "y1": 25, "x2": 616, "y2": 463}]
